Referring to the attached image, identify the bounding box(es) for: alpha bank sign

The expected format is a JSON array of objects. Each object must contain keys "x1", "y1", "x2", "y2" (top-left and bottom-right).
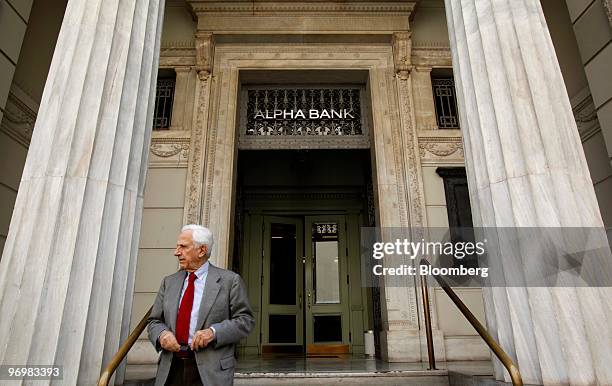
[{"x1": 253, "y1": 109, "x2": 356, "y2": 120}]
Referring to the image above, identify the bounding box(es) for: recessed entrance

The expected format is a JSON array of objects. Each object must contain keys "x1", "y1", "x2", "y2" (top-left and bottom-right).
[
  {"x1": 233, "y1": 149, "x2": 377, "y2": 357},
  {"x1": 262, "y1": 214, "x2": 350, "y2": 355}
]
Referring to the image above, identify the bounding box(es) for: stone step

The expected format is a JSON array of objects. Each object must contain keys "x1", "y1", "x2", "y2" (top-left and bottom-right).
[
  {"x1": 123, "y1": 361, "x2": 497, "y2": 386},
  {"x1": 448, "y1": 372, "x2": 537, "y2": 386},
  {"x1": 124, "y1": 374, "x2": 449, "y2": 386},
  {"x1": 235, "y1": 371, "x2": 449, "y2": 385},
  {"x1": 123, "y1": 365, "x2": 449, "y2": 386}
]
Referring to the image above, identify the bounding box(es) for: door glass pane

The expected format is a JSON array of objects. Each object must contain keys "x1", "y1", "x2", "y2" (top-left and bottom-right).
[
  {"x1": 269, "y1": 315, "x2": 296, "y2": 343},
  {"x1": 312, "y1": 223, "x2": 340, "y2": 304},
  {"x1": 313, "y1": 315, "x2": 342, "y2": 342},
  {"x1": 270, "y1": 223, "x2": 296, "y2": 305}
]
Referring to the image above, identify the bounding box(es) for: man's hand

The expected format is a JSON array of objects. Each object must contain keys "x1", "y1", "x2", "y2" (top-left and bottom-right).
[
  {"x1": 191, "y1": 328, "x2": 215, "y2": 350},
  {"x1": 159, "y1": 330, "x2": 180, "y2": 352}
]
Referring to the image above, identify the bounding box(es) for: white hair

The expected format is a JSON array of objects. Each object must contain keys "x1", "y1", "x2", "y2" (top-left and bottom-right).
[{"x1": 182, "y1": 224, "x2": 214, "y2": 257}]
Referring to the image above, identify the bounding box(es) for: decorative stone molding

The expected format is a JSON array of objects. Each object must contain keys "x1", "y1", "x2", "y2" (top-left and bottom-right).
[
  {"x1": 572, "y1": 92, "x2": 600, "y2": 142},
  {"x1": 195, "y1": 32, "x2": 213, "y2": 80},
  {"x1": 188, "y1": 1, "x2": 416, "y2": 14},
  {"x1": 150, "y1": 142, "x2": 189, "y2": 158},
  {"x1": 161, "y1": 40, "x2": 195, "y2": 49},
  {"x1": 418, "y1": 136, "x2": 464, "y2": 161},
  {"x1": 393, "y1": 35, "x2": 427, "y2": 329},
  {"x1": 396, "y1": 79, "x2": 424, "y2": 229},
  {"x1": 159, "y1": 41, "x2": 196, "y2": 67},
  {"x1": 149, "y1": 132, "x2": 191, "y2": 167},
  {"x1": 412, "y1": 43, "x2": 452, "y2": 67},
  {"x1": 0, "y1": 91, "x2": 37, "y2": 147},
  {"x1": 238, "y1": 136, "x2": 370, "y2": 150},
  {"x1": 392, "y1": 32, "x2": 412, "y2": 79},
  {"x1": 183, "y1": 34, "x2": 214, "y2": 224}
]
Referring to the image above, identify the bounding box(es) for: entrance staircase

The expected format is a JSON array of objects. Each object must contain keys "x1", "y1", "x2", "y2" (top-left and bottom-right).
[
  {"x1": 102, "y1": 262, "x2": 523, "y2": 386},
  {"x1": 122, "y1": 359, "x2": 500, "y2": 386}
]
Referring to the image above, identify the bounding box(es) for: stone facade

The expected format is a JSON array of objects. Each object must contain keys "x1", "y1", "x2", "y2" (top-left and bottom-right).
[{"x1": 0, "y1": 0, "x2": 611, "y2": 385}]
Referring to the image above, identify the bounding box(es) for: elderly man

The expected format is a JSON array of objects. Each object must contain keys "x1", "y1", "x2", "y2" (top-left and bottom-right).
[{"x1": 148, "y1": 224, "x2": 254, "y2": 386}]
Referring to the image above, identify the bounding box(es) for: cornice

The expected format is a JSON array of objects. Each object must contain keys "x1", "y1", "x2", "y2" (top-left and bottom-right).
[
  {"x1": 412, "y1": 43, "x2": 452, "y2": 66},
  {"x1": 161, "y1": 40, "x2": 195, "y2": 49},
  {"x1": 188, "y1": 1, "x2": 416, "y2": 15}
]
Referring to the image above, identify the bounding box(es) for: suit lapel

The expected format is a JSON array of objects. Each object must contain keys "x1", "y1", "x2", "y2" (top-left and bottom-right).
[
  {"x1": 167, "y1": 270, "x2": 187, "y2": 332},
  {"x1": 197, "y1": 264, "x2": 221, "y2": 329}
]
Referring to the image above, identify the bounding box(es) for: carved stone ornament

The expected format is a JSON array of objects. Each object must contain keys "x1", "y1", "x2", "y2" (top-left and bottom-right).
[
  {"x1": 392, "y1": 32, "x2": 412, "y2": 79},
  {"x1": 419, "y1": 139, "x2": 464, "y2": 159},
  {"x1": 150, "y1": 142, "x2": 190, "y2": 158},
  {"x1": 195, "y1": 32, "x2": 213, "y2": 79}
]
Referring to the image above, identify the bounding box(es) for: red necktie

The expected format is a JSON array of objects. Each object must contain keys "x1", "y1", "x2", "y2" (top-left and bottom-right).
[{"x1": 176, "y1": 273, "x2": 197, "y2": 344}]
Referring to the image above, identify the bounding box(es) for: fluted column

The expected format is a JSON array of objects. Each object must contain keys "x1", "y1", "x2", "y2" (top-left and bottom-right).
[
  {"x1": 0, "y1": 0, "x2": 164, "y2": 384},
  {"x1": 444, "y1": 0, "x2": 612, "y2": 384}
]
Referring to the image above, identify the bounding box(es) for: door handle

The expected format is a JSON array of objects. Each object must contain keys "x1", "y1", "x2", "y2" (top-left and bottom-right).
[
  {"x1": 307, "y1": 290, "x2": 312, "y2": 309},
  {"x1": 299, "y1": 294, "x2": 303, "y2": 309}
]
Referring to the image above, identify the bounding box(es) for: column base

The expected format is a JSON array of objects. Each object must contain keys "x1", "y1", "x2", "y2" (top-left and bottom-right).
[{"x1": 380, "y1": 329, "x2": 446, "y2": 363}]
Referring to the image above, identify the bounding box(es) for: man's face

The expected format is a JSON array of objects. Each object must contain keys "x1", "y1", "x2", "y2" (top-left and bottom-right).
[{"x1": 174, "y1": 230, "x2": 207, "y2": 272}]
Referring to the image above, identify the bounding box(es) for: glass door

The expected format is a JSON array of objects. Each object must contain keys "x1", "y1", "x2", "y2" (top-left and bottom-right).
[
  {"x1": 260, "y1": 215, "x2": 351, "y2": 355},
  {"x1": 261, "y1": 216, "x2": 304, "y2": 353},
  {"x1": 304, "y1": 215, "x2": 350, "y2": 355}
]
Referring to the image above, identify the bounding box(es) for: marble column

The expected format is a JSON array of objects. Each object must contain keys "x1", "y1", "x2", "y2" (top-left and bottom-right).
[
  {"x1": 444, "y1": 0, "x2": 612, "y2": 384},
  {"x1": 0, "y1": 0, "x2": 164, "y2": 384}
]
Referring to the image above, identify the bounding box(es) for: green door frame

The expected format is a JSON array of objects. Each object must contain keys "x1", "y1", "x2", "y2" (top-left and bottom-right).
[
  {"x1": 259, "y1": 214, "x2": 352, "y2": 354},
  {"x1": 236, "y1": 187, "x2": 372, "y2": 356},
  {"x1": 304, "y1": 215, "x2": 351, "y2": 352}
]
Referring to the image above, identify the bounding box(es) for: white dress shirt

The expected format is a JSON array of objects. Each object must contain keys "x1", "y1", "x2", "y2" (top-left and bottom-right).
[{"x1": 179, "y1": 261, "x2": 210, "y2": 345}]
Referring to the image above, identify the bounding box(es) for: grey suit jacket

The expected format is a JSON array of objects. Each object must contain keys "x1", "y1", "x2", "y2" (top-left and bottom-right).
[{"x1": 147, "y1": 264, "x2": 254, "y2": 386}]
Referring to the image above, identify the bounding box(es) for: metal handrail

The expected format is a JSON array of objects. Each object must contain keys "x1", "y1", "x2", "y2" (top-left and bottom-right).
[
  {"x1": 420, "y1": 274, "x2": 437, "y2": 370},
  {"x1": 98, "y1": 306, "x2": 152, "y2": 386},
  {"x1": 419, "y1": 259, "x2": 523, "y2": 386}
]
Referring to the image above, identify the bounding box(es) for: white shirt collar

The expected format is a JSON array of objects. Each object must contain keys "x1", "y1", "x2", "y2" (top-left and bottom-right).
[{"x1": 190, "y1": 260, "x2": 210, "y2": 281}]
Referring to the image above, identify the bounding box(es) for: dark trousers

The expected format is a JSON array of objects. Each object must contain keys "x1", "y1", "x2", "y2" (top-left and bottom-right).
[{"x1": 165, "y1": 353, "x2": 203, "y2": 386}]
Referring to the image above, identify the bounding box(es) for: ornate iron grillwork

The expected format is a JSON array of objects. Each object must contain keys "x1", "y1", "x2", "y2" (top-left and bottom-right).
[
  {"x1": 313, "y1": 223, "x2": 339, "y2": 240},
  {"x1": 153, "y1": 78, "x2": 175, "y2": 129},
  {"x1": 246, "y1": 88, "x2": 362, "y2": 136},
  {"x1": 432, "y1": 77, "x2": 460, "y2": 129}
]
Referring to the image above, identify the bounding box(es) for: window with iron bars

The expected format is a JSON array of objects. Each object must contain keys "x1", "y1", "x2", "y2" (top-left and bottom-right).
[
  {"x1": 431, "y1": 73, "x2": 460, "y2": 129},
  {"x1": 153, "y1": 71, "x2": 176, "y2": 130}
]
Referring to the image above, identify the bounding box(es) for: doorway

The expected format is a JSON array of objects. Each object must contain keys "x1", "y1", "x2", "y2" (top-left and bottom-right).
[
  {"x1": 261, "y1": 214, "x2": 351, "y2": 355},
  {"x1": 234, "y1": 149, "x2": 376, "y2": 357}
]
